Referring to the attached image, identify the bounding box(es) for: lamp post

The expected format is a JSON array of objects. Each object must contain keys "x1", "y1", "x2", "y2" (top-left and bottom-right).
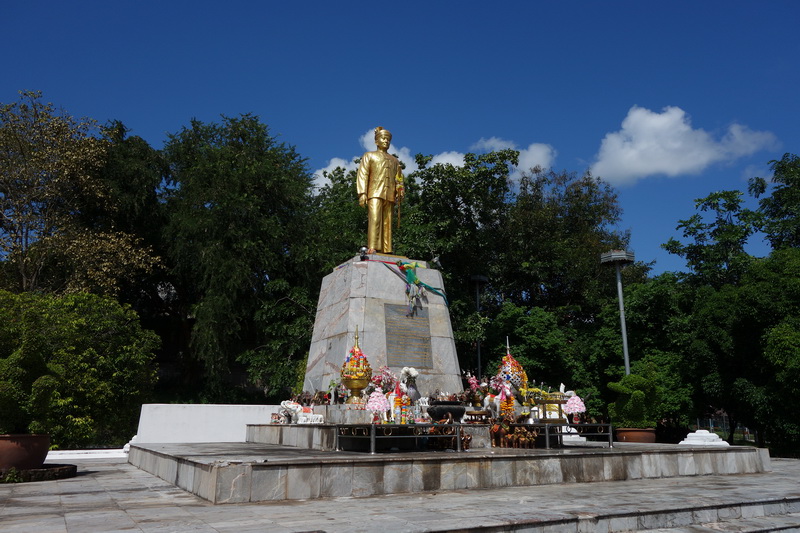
[
  {"x1": 600, "y1": 250, "x2": 634, "y2": 375},
  {"x1": 470, "y1": 274, "x2": 488, "y2": 381}
]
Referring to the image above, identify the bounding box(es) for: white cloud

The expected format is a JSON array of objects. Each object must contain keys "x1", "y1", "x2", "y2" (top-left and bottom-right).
[
  {"x1": 591, "y1": 106, "x2": 778, "y2": 186},
  {"x1": 517, "y1": 143, "x2": 556, "y2": 173},
  {"x1": 312, "y1": 131, "x2": 558, "y2": 191},
  {"x1": 740, "y1": 163, "x2": 773, "y2": 184},
  {"x1": 471, "y1": 136, "x2": 516, "y2": 152},
  {"x1": 722, "y1": 123, "x2": 778, "y2": 158},
  {"x1": 311, "y1": 157, "x2": 356, "y2": 190},
  {"x1": 313, "y1": 128, "x2": 442, "y2": 189},
  {"x1": 430, "y1": 151, "x2": 465, "y2": 167},
  {"x1": 359, "y1": 129, "x2": 375, "y2": 152},
  {"x1": 470, "y1": 137, "x2": 556, "y2": 181}
]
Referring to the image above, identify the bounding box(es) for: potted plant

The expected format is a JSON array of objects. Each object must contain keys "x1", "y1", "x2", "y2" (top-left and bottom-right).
[
  {"x1": 607, "y1": 372, "x2": 660, "y2": 443},
  {"x1": 0, "y1": 349, "x2": 56, "y2": 472}
]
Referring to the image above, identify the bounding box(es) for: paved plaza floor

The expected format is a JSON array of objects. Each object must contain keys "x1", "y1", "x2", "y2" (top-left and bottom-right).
[{"x1": 1, "y1": 453, "x2": 799, "y2": 532}]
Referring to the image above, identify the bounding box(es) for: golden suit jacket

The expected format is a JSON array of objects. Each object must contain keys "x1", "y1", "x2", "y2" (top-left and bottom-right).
[{"x1": 357, "y1": 150, "x2": 403, "y2": 202}]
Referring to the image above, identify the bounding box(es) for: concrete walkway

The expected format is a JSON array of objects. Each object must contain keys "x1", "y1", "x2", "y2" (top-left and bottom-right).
[{"x1": 1, "y1": 454, "x2": 799, "y2": 532}]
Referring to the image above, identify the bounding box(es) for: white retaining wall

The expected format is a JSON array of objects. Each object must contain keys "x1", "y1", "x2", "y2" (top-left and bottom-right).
[{"x1": 135, "y1": 404, "x2": 281, "y2": 443}]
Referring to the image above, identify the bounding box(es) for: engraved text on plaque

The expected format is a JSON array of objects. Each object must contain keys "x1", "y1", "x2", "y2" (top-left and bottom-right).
[{"x1": 384, "y1": 304, "x2": 433, "y2": 368}]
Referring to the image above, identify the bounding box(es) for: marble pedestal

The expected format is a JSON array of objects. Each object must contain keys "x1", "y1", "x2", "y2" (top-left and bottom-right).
[
  {"x1": 303, "y1": 254, "x2": 462, "y2": 396},
  {"x1": 679, "y1": 429, "x2": 731, "y2": 446}
]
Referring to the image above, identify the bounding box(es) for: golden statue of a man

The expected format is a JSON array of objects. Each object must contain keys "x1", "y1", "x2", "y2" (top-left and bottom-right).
[{"x1": 357, "y1": 127, "x2": 404, "y2": 254}]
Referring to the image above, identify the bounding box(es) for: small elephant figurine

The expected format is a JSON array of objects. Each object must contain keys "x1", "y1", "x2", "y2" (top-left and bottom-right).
[{"x1": 279, "y1": 400, "x2": 304, "y2": 424}]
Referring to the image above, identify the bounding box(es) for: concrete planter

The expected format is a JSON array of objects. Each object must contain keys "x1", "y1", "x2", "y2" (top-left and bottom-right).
[
  {"x1": 0, "y1": 434, "x2": 50, "y2": 472},
  {"x1": 615, "y1": 428, "x2": 656, "y2": 443}
]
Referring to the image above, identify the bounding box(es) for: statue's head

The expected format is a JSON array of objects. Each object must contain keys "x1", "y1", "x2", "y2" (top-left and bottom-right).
[{"x1": 374, "y1": 126, "x2": 392, "y2": 149}]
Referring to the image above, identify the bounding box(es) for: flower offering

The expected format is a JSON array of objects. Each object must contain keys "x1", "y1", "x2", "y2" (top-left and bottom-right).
[
  {"x1": 341, "y1": 327, "x2": 372, "y2": 381},
  {"x1": 499, "y1": 338, "x2": 528, "y2": 390},
  {"x1": 371, "y1": 366, "x2": 397, "y2": 393},
  {"x1": 366, "y1": 390, "x2": 390, "y2": 413},
  {"x1": 564, "y1": 394, "x2": 586, "y2": 415}
]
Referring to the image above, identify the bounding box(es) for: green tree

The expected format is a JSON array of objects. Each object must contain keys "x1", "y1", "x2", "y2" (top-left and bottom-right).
[
  {"x1": 485, "y1": 302, "x2": 571, "y2": 387},
  {"x1": 690, "y1": 249, "x2": 800, "y2": 449},
  {"x1": 398, "y1": 150, "x2": 516, "y2": 268},
  {"x1": 95, "y1": 121, "x2": 167, "y2": 251},
  {"x1": 162, "y1": 114, "x2": 315, "y2": 398},
  {"x1": 661, "y1": 165, "x2": 800, "y2": 452},
  {"x1": 0, "y1": 290, "x2": 159, "y2": 447},
  {"x1": 484, "y1": 167, "x2": 628, "y2": 413},
  {"x1": 498, "y1": 167, "x2": 627, "y2": 316},
  {"x1": 663, "y1": 190, "x2": 759, "y2": 287},
  {"x1": 310, "y1": 166, "x2": 366, "y2": 269},
  {"x1": 0, "y1": 91, "x2": 158, "y2": 296},
  {"x1": 660, "y1": 189, "x2": 758, "y2": 441},
  {"x1": 749, "y1": 153, "x2": 800, "y2": 250}
]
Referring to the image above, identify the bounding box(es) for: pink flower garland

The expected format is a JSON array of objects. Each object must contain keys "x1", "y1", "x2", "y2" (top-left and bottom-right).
[
  {"x1": 366, "y1": 390, "x2": 390, "y2": 412},
  {"x1": 564, "y1": 395, "x2": 586, "y2": 414}
]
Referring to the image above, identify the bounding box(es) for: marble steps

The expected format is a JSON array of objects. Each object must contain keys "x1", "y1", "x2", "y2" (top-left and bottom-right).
[
  {"x1": 637, "y1": 505, "x2": 800, "y2": 533},
  {"x1": 610, "y1": 500, "x2": 800, "y2": 533},
  {"x1": 128, "y1": 440, "x2": 772, "y2": 505},
  {"x1": 425, "y1": 498, "x2": 800, "y2": 532}
]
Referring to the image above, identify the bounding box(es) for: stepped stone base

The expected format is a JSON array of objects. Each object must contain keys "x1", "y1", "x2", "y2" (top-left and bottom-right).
[
  {"x1": 679, "y1": 429, "x2": 731, "y2": 446},
  {"x1": 128, "y1": 439, "x2": 771, "y2": 504}
]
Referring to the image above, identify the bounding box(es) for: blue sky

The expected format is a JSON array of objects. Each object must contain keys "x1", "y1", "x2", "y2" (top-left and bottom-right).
[{"x1": 4, "y1": 2, "x2": 798, "y2": 274}]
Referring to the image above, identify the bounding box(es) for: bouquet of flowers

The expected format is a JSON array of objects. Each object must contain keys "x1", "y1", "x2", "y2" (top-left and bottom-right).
[
  {"x1": 366, "y1": 390, "x2": 390, "y2": 416},
  {"x1": 467, "y1": 373, "x2": 480, "y2": 392},
  {"x1": 489, "y1": 373, "x2": 506, "y2": 395},
  {"x1": 371, "y1": 366, "x2": 397, "y2": 394},
  {"x1": 488, "y1": 372, "x2": 515, "y2": 416},
  {"x1": 400, "y1": 366, "x2": 418, "y2": 385},
  {"x1": 564, "y1": 394, "x2": 586, "y2": 415}
]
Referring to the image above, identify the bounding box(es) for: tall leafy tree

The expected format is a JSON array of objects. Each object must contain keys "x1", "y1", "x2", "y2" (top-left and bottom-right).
[
  {"x1": 398, "y1": 150, "x2": 516, "y2": 270},
  {"x1": 688, "y1": 249, "x2": 800, "y2": 448},
  {"x1": 95, "y1": 120, "x2": 167, "y2": 250},
  {"x1": 661, "y1": 168, "x2": 800, "y2": 450},
  {"x1": 0, "y1": 91, "x2": 158, "y2": 296},
  {"x1": 497, "y1": 167, "x2": 627, "y2": 316},
  {"x1": 663, "y1": 190, "x2": 758, "y2": 288},
  {"x1": 749, "y1": 153, "x2": 800, "y2": 250},
  {"x1": 162, "y1": 114, "x2": 315, "y2": 398},
  {"x1": 478, "y1": 168, "x2": 629, "y2": 407},
  {"x1": 485, "y1": 301, "x2": 571, "y2": 387}
]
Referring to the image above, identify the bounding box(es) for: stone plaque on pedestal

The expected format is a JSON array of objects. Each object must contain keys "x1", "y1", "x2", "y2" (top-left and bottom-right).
[
  {"x1": 303, "y1": 254, "x2": 462, "y2": 396},
  {"x1": 384, "y1": 303, "x2": 432, "y2": 368}
]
